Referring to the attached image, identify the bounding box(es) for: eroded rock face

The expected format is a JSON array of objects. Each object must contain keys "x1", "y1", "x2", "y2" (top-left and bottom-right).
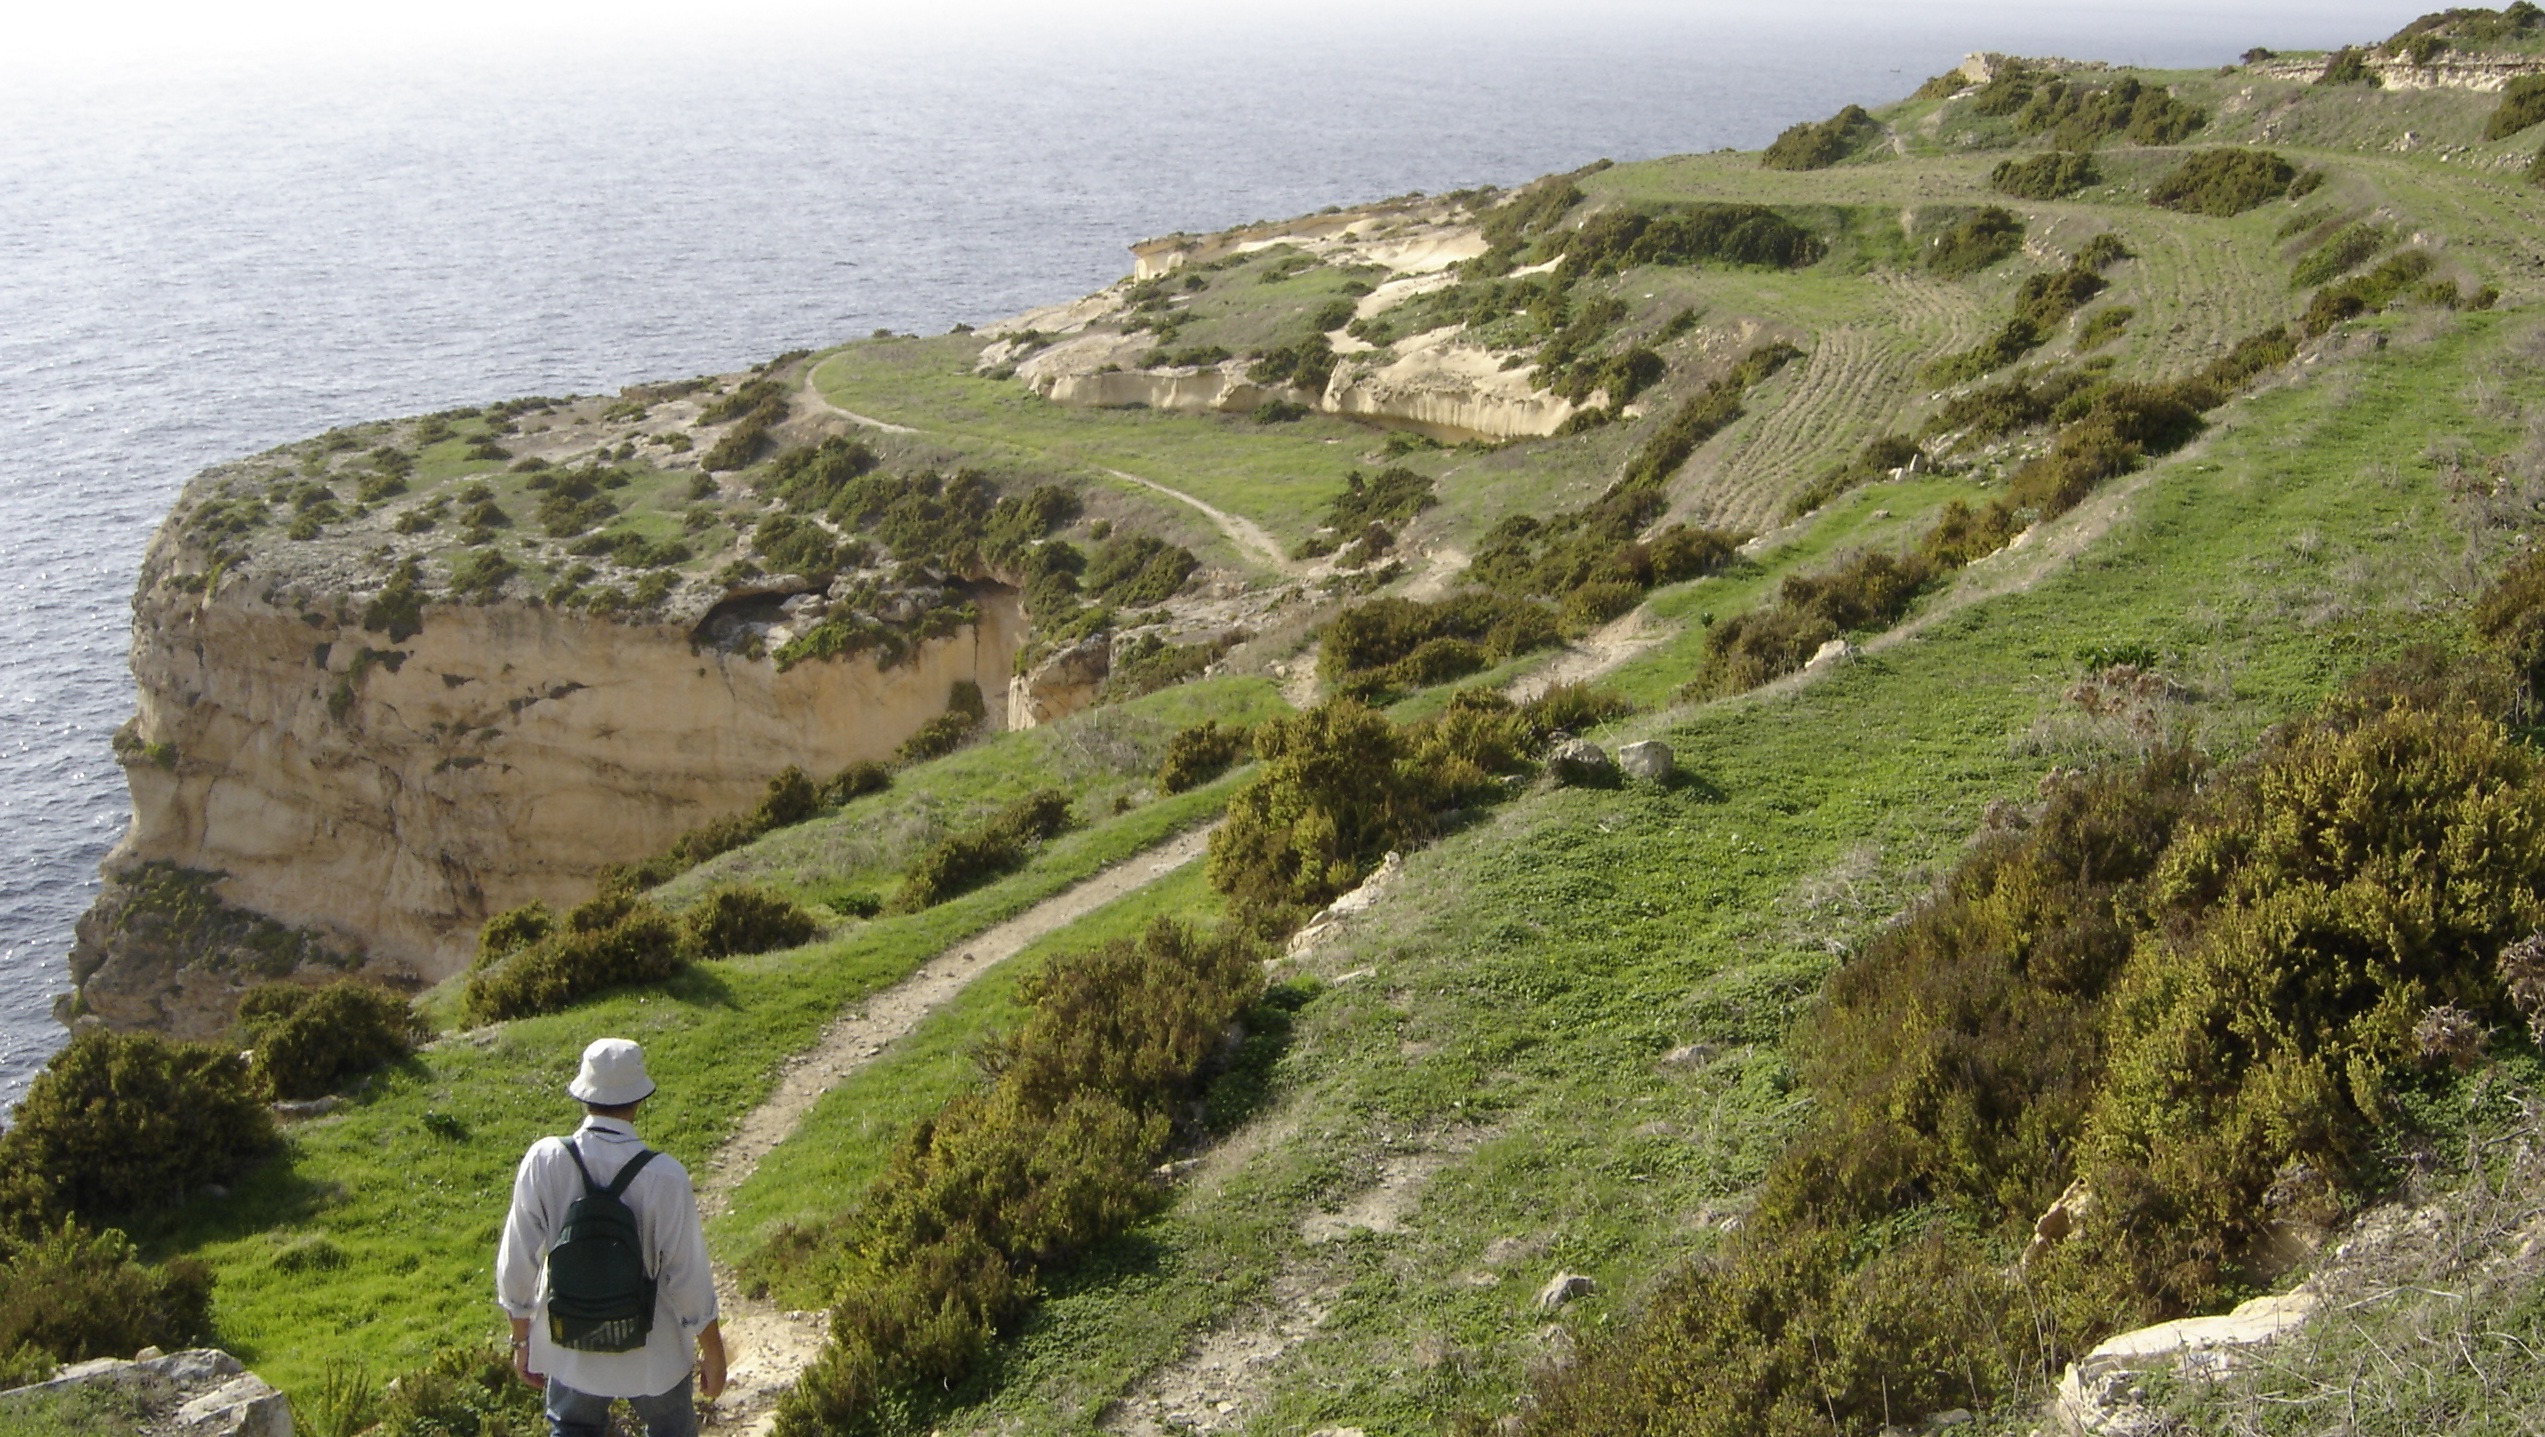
[
  {"x1": 1006, "y1": 635, "x2": 1111, "y2": 729},
  {"x1": 87, "y1": 530, "x2": 1026, "y2": 1034},
  {"x1": 1, "y1": 1348, "x2": 289, "y2": 1437}
]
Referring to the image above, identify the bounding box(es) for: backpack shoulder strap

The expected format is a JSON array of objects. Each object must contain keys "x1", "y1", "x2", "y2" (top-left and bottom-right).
[
  {"x1": 560, "y1": 1138, "x2": 603, "y2": 1196},
  {"x1": 602, "y1": 1148, "x2": 658, "y2": 1200}
]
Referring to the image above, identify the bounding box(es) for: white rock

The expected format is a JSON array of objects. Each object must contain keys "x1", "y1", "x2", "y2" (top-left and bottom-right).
[
  {"x1": 1806, "y1": 638, "x2": 1857, "y2": 670},
  {"x1": 1533, "y1": 1271, "x2": 1596, "y2": 1312},
  {"x1": 176, "y1": 1374, "x2": 292, "y2": 1437},
  {"x1": 2052, "y1": 1293, "x2": 2316, "y2": 1435},
  {"x1": 1617, "y1": 740, "x2": 1674, "y2": 781},
  {"x1": 1547, "y1": 739, "x2": 1614, "y2": 785}
]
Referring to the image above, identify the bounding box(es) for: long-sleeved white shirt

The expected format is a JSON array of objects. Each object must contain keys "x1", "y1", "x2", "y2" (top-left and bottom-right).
[{"x1": 496, "y1": 1116, "x2": 719, "y2": 1398}]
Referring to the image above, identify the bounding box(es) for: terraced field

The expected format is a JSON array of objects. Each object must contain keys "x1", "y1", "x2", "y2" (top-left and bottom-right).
[{"x1": 109, "y1": 40, "x2": 2545, "y2": 1437}]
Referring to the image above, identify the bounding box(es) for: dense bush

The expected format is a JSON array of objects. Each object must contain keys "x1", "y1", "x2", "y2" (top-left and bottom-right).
[
  {"x1": 773, "y1": 919, "x2": 1263, "y2": 1437},
  {"x1": 2300, "y1": 248, "x2": 2438, "y2": 334},
  {"x1": 1318, "y1": 591, "x2": 1560, "y2": 691},
  {"x1": 1619, "y1": 343, "x2": 1801, "y2": 492},
  {"x1": 1925, "y1": 260, "x2": 2108, "y2": 383},
  {"x1": 683, "y1": 884, "x2": 820, "y2": 958},
  {"x1": 1783, "y1": 435, "x2": 1926, "y2": 519},
  {"x1": 0, "y1": 1029, "x2": 276, "y2": 1222},
  {"x1": 758, "y1": 434, "x2": 879, "y2": 512},
  {"x1": 701, "y1": 381, "x2": 789, "y2": 472},
  {"x1": 1158, "y1": 719, "x2": 1252, "y2": 793},
  {"x1": 1208, "y1": 689, "x2": 1617, "y2": 933},
  {"x1": 601, "y1": 765, "x2": 865, "y2": 894},
  {"x1": 2317, "y1": 45, "x2": 2378, "y2": 86},
  {"x1": 462, "y1": 895, "x2": 684, "y2": 1024},
  {"x1": 896, "y1": 681, "x2": 987, "y2": 764},
  {"x1": 1990, "y1": 150, "x2": 2098, "y2": 200},
  {"x1": 1691, "y1": 549, "x2": 1933, "y2": 697},
  {"x1": 1924, "y1": 206, "x2": 2024, "y2": 277},
  {"x1": 238, "y1": 980, "x2": 425, "y2": 1101},
  {"x1": 0, "y1": 1224, "x2": 215, "y2": 1376},
  {"x1": 892, "y1": 791, "x2": 1073, "y2": 911},
  {"x1": 1322, "y1": 466, "x2": 1438, "y2": 533},
  {"x1": 2074, "y1": 304, "x2": 2134, "y2": 351},
  {"x1": 364, "y1": 1341, "x2": 546, "y2": 1437},
  {"x1": 1528, "y1": 619, "x2": 2545, "y2": 1433},
  {"x1": 2291, "y1": 221, "x2": 2390, "y2": 286},
  {"x1": 1552, "y1": 204, "x2": 1824, "y2": 275},
  {"x1": 2148, "y1": 148, "x2": 2295, "y2": 216},
  {"x1": 1761, "y1": 104, "x2": 1881, "y2": 171},
  {"x1": 2013, "y1": 75, "x2": 2206, "y2": 149}
]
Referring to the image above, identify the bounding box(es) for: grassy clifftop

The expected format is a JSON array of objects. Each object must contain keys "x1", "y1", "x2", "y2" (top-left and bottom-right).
[{"x1": 31, "y1": 26, "x2": 2545, "y2": 1437}]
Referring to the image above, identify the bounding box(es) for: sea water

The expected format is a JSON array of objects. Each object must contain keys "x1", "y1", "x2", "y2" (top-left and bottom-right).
[{"x1": 0, "y1": 3, "x2": 2390, "y2": 1103}]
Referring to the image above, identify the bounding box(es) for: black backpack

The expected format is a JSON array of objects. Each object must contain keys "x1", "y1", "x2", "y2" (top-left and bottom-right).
[{"x1": 544, "y1": 1140, "x2": 660, "y2": 1353}]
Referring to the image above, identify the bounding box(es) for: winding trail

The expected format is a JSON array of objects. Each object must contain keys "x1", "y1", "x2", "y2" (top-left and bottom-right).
[
  {"x1": 796, "y1": 369, "x2": 917, "y2": 433},
  {"x1": 703, "y1": 824, "x2": 1219, "y2": 1433},
  {"x1": 1104, "y1": 468, "x2": 1305, "y2": 577}
]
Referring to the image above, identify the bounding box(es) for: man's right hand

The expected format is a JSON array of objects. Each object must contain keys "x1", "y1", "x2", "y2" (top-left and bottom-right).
[
  {"x1": 510, "y1": 1318, "x2": 546, "y2": 1391},
  {"x1": 697, "y1": 1321, "x2": 728, "y2": 1401}
]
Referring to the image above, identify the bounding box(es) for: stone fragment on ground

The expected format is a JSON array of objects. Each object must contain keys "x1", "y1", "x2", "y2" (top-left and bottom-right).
[
  {"x1": 1617, "y1": 740, "x2": 1674, "y2": 781},
  {"x1": 1547, "y1": 739, "x2": 1614, "y2": 786},
  {"x1": 1532, "y1": 1271, "x2": 1595, "y2": 1312},
  {"x1": 0, "y1": 1349, "x2": 290, "y2": 1437},
  {"x1": 2050, "y1": 1293, "x2": 2316, "y2": 1435}
]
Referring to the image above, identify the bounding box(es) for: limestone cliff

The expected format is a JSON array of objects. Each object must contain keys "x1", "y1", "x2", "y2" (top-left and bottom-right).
[{"x1": 83, "y1": 502, "x2": 1024, "y2": 1036}]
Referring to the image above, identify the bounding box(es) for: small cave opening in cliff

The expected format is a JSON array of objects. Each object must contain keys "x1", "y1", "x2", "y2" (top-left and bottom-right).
[{"x1": 689, "y1": 583, "x2": 825, "y2": 654}]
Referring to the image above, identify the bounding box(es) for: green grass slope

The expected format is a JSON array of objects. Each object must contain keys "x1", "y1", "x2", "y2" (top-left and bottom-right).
[{"x1": 87, "y1": 36, "x2": 2545, "y2": 1433}]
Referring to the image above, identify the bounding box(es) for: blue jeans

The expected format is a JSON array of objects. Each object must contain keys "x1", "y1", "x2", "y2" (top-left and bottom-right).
[{"x1": 544, "y1": 1375, "x2": 696, "y2": 1437}]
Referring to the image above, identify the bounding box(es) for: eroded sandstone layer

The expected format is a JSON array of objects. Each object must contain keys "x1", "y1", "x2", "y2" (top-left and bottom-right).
[{"x1": 83, "y1": 519, "x2": 1023, "y2": 1035}]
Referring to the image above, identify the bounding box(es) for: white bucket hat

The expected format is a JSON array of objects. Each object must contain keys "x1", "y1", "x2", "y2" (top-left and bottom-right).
[{"x1": 568, "y1": 1037, "x2": 657, "y2": 1107}]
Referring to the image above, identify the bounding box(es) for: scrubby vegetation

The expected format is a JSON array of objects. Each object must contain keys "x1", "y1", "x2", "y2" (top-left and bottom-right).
[
  {"x1": 2149, "y1": 148, "x2": 2297, "y2": 217},
  {"x1": 2489, "y1": 74, "x2": 2545, "y2": 139},
  {"x1": 1924, "y1": 242, "x2": 2125, "y2": 384},
  {"x1": 236, "y1": 980, "x2": 424, "y2": 1101},
  {"x1": 1207, "y1": 686, "x2": 1631, "y2": 934},
  {"x1": 770, "y1": 918, "x2": 1268, "y2": 1437},
  {"x1": 1157, "y1": 719, "x2": 1252, "y2": 793},
  {"x1": 1989, "y1": 151, "x2": 2098, "y2": 200},
  {"x1": 1526, "y1": 601, "x2": 2545, "y2": 1435},
  {"x1": 1760, "y1": 104, "x2": 1882, "y2": 171},
  {"x1": 1923, "y1": 206, "x2": 2025, "y2": 279},
  {"x1": 1783, "y1": 435, "x2": 1925, "y2": 519},
  {"x1": 2292, "y1": 220, "x2": 2391, "y2": 286},
  {"x1": 462, "y1": 893, "x2": 685, "y2": 1024},
  {"x1": 682, "y1": 884, "x2": 821, "y2": 957},
  {"x1": 891, "y1": 791, "x2": 1074, "y2": 911}
]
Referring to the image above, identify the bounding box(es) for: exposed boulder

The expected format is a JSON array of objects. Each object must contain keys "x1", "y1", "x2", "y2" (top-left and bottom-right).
[
  {"x1": 2050, "y1": 1293, "x2": 2316, "y2": 1435},
  {"x1": 0, "y1": 1349, "x2": 290, "y2": 1437},
  {"x1": 1547, "y1": 739, "x2": 1615, "y2": 786},
  {"x1": 1806, "y1": 638, "x2": 1857, "y2": 671},
  {"x1": 1617, "y1": 740, "x2": 1675, "y2": 781},
  {"x1": 1007, "y1": 635, "x2": 1111, "y2": 729},
  {"x1": 1286, "y1": 851, "x2": 1405, "y2": 957},
  {"x1": 1533, "y1": 1271, "x2": 1596, "y2": 1312}
]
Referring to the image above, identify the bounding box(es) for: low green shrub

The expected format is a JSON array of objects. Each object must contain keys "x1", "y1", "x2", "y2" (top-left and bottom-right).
[
  {"x1": 1318, "y1": 591, "x2": 1560, "y2": 691},
  {"x1": 1784, "y1": 435, "x2": 1925, "y2": 519},
  {"x1": 895, "y1": 682, "x2": 987, "y2": 765},
  {"x1": 2317, "y1": 45, "x2": 2378, "y2": 85},
  {"x1": 601, "y1": 766, "x2": 844, "y2": 893},
  {"x1": 1923, "y1": 206, "x2": 2024, "y2": 277},
  {"x1": 462, "y1": 898, "x2": 684, "y2": 1024},
  {"x1": 2013, "y1": 74, "x2": 2206, "y2": 149},
  {"x1": 1925, "y1": 261, "x2": 2107, "y2": 383},
  {"x1": 237, "y1": 980, "x2": 424, "y2": 1101},
  {"x1": 1102, "y1": 631, "x2": 1241, "y2": 702},
  {"x1": 1208, "y1": 689, "x2": 1617, "y2": 933},
  {"x1": 0, "y1": 1029, "x2": 276, "y2": 1223},
  {"x1": 1761, "y1": 104, "x2": 1881, "y2": 171},
  {"x1": 0, "y1": 1224, "x2": 215, "y2": 1375},
  {"x1": 701, "y1": 384, "x2": 789, "y2": 472},
  {"x1": 891, "y1": 791, "x2": 1073, "y2": 912},
  {"x1": 1158, "y1": 720, "x2": 1252, "y2": 793},
  {"x1": 683, "y1": 885, "x2": 819, "y2": 958},
  {"x1": 1552, "y1": 204, "x2": 1824, "y2": 275},
  {"x1": 368, "y1": 1341, "x2": 545, "y2": 1437},
  {"x1": 2148, "y1": 148, "x2": 2295, "y2": 217},
  {"x1": 772, "y1": 919, "x2": 1263, "y2": 1437},
  {"x1": 2291, "y1": 221, "x2": 2390, "y2": 286},
  {"x1": 1690, "y1": 549, "x2": 1933, "y2": 697},
  {"x1": 2300, "y1": 249, "x2": 2436, "y2": 335},
  {"x1": 1990, "y1": 151, "x2": 2098, "y2": 200},
  {"x1": 2074, "y1": 304, "x2": 2134, "y2": 351}
]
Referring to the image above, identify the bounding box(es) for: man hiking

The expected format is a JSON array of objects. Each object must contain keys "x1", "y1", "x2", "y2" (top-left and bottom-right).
[{"x1": 498, "y1": 1037, "x2": 727, "y2": 1436}]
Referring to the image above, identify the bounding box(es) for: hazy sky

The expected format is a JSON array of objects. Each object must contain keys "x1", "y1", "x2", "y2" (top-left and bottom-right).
[{"x1": 13, "y1": 0, "x2": 2435, "y2": 77}]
